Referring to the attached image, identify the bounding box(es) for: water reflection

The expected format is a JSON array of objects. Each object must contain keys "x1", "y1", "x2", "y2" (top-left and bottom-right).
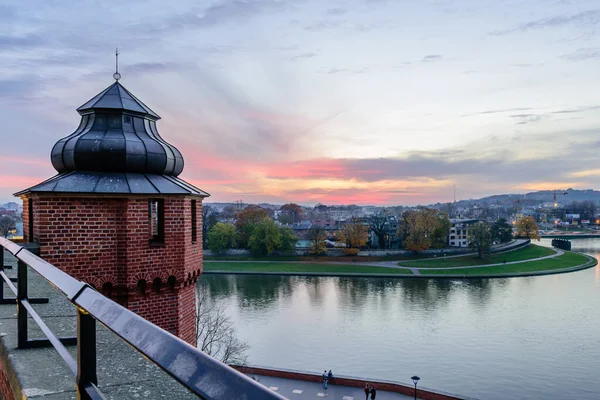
[
  {"x1": 198, "y1": 239, "x2": 600, "y2": 400},
  {"x1": 199, "y1": 274, "x2": 506, "y2": 314},
  {"x1": 199, "y1": 274, "x2": 295, "y2": 309}
]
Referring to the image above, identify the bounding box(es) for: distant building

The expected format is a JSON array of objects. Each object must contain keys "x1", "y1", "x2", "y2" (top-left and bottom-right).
[
  {"x1": 448, "y1": 218, "x2": 479, "y2": 247},
  {"x1": 3, "y1": 202, "x2": 18, "y2": 211}
]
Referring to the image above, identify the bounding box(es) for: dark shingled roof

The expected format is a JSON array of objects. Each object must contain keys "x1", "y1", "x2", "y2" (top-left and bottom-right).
[
  {"x1": 14, "y1": 172, "x2": 209, "y2": 196},
  {"x1": 77, "y1": 82, "x2": 161, "y2": 119}
]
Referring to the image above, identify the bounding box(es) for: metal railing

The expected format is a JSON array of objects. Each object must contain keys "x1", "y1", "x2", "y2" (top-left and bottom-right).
[{"x1": 0, "y1": 237, "x2": 285, "y2": 400}]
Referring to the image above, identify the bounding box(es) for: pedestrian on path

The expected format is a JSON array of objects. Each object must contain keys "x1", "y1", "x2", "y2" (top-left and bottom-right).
[
  {"x1": 370, "y1": 386, "x2": 377, "y2": 399},
  {"x1": 322, "y1": 370, "x2": 328, "y2": 390},
  {"x1": 364, "y1": 383, "x2": 370, "y2": 400},
  {"x1": 328, "y1": 369, "x2": 334, "y2": 384}
]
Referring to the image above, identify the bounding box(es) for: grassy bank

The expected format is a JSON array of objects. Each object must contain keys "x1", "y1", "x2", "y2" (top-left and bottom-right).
[
  {"x1": 418, "y1": 251, "x2": 591, "y2": 276},
  {"x1": 204, "y1": 253, "x2": 452, "y2": 262},
  {"x1": 400, "y1": 244, "x2": 554, "y2": 268},
  {"x1": 203, "y1": 262, "x2": 414, "y2": 275}
]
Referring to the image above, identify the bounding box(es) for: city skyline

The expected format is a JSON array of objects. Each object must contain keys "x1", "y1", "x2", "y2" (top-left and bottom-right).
[{"x1": 1, "y1": 0, "x2": 600, "y2": 205}]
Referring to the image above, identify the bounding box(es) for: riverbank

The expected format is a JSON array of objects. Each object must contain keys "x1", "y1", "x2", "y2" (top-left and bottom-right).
[{"x1": 203, "y1": 244, "x2": 597, "y2": 278}]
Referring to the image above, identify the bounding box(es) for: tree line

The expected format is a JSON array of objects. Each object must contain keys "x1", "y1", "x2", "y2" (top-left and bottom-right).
[{"x1": 203, "y1": 202, "x2": 541, "y2": 257}]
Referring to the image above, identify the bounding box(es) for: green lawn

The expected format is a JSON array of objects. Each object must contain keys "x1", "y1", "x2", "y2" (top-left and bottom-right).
[
  {"x1": 203, "y1": 262, "x2": 414, "y2": 275},
  {"x1": 400, "y1": 245, "x2": 555, "y2": 268},
  {"x1": 418, "y1": 251, "x2": 592, "y2": 276}
]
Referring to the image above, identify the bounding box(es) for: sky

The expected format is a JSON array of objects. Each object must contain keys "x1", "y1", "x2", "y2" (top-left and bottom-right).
[{"x1": 1, "y1": 0, "x2": 600, "y2": 206}]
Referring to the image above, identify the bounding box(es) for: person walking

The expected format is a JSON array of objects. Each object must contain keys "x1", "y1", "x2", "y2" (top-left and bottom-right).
[
  {"x1": 364, "y1": 383, "x2": 370, "y2": 400},
  {"x1": 327, "y1": 369, "x2": 334, "y2": 384},
  {"x1": 370, "y1": 386, "x2": 377, "y2": 400},
  {"x1": 322, "y1": 370, "x2": 328, "y2": 390}
]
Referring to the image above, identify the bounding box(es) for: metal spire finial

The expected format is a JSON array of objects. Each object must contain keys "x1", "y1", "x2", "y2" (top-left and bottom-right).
[{"x1": 113, "y1": 48, "x2": 121, "y2": 81}]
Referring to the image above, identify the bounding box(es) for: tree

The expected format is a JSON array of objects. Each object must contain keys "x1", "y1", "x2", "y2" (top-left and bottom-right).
[
  {"x1": 308, "y1": 226, "x2": 327, "y2": 255},
  {"x1": 279, "y1": 225, "x2": 298, "y2": 253},
  {"x1": 202, "y1": 205, "x2": 219, "y2": 248},
  {"x1": 399, "y1": 209, "x2": 451, "y2": 253},
  {"x1": 207, "y1": 223, "x2": 237, "y2": 254},
  {"x1": 247, "y1": 218, "x2": 298, "y2": 256},
  {"x1": 0, "y1": 216, "x2": 15, "y2": 237},
  {"x1": 491, "y1": 218, "x2": 513, "y2": 243},
  {"x1": 369, "y1": 212, "x2": 389, "y2": 249},
  {"x1": 515, "y1": 216, "x2": 540, "y2": 241},
  {"x1": 566, "y1": 200, "x2": 596, "y2": 221},
  {"x1": 235, "y1": 205, "x2": 270, "y2": 247},
  {"x1": 338, "y1": 218, "x2": 369, "y2": 254},
  {"x1": 278, "y1": 203, "x2": 304, "y2": 225},
  {"x1": 469, "y1": 221, "x2": 492, "y2": 258},
  {"x1": 221, "y1": 205, "x2": 238, "y2": 220},
  {"x1": 196, "y1": 290, "x2": 249, "y2": 365}
]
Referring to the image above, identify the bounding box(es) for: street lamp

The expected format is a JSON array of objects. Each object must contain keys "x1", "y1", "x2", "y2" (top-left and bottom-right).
[{"x1": 411, "y1": 376, "x2": 420, "y2": 400}]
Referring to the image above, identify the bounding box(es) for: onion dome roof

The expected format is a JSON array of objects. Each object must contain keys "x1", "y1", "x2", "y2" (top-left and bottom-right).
[{"x1": 50, "y1": 81, "x2": 184, "y2": 176}]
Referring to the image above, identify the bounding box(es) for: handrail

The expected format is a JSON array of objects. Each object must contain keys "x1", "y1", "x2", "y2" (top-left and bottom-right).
[{"x1": 0, "y1": 237, "x2": 285, "y2": 400}]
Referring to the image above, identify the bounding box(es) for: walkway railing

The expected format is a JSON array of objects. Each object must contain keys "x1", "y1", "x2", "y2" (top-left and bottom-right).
[{"x1": 0, "y1": 237, "x2": 285, "y2": 400}]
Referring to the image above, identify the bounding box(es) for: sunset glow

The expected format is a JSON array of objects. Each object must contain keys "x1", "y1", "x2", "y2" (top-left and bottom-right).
[{"x1": 1, "y1": 1, "x2": 600, "y2": 205}]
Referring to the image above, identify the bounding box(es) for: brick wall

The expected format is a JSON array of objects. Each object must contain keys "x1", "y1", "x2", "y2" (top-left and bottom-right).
[
  {"x1": 21, "y1": 194, "x2": 203, "y2": 345},
  {"x1": 22, "y1": 198, "x2": 29, "y2": 242},
  {"x1": 0, "y1": 369, "x2": 15, "y2": 400},
  {"x1": 0, "y1": 349, "x2": 16, "y2": 400}
]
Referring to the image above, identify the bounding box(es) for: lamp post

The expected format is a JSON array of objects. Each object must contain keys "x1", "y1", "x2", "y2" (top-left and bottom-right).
[{"x1": 411, "y1": 375, "x2": 420, "y2": 400}]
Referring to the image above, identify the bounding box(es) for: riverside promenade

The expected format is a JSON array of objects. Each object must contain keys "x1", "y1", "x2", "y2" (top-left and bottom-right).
[
  {"x1": 248, "y1": 374, "x2": 415, "y2": 399},
  {"x1": 235, "y1": 366, "x2": 469, "y2": 400}
]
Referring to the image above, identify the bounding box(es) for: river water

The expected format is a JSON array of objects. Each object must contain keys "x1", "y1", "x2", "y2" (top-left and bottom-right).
[{"x1": 197, "y1": 238, "x2": 600, "y2": 400}]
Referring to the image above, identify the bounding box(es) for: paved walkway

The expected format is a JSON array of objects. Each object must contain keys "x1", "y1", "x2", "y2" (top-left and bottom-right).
[
  {"x1": 405, "y1": 249, "x2": 563, "y2": 271},
  {"x1": 249, "y1": 374, "x2": 417, "y2": 400}
]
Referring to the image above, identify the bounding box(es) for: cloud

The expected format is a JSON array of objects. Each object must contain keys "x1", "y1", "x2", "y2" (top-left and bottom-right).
[
  {"x1": 289, "y1": 52, "x2": 319, "y2": 61},
  {"x1": 421, "y1": 54, "x2": 442, "y2": 62},
  {"x1": 569, "y1": 169, "x2": 600, "y2": 178},
  {"x1": 166, "y1": 0, "x2": 285, "y2": 30},
  {"x1": 324, "y1": 67, "x2": 368, "y2": 74},
  {"x1": 304, "y1": 20, "x2": 342, "y2": 31},
  {"x1": 551, "y1": 105, "x2": 600, "y2": 114},
  {"x1": 561, "y1": 47, "x2": 600, "y2": 61},
  {"x1": 510, "y1": 113, "x2": 542, "y2": 125},
  {"x1": 126, "y1": 62, "x2": 185, "y2": 74},
  {"x1": 492, "y1": 9, "x2": 600, "y2": 35},
  {"x1": 326, "y1": 8, "x2": 347, "y2": 16},
  {"x1": 0, "y1": 34, "x2": 46, "y2": 50},
  {"x1": 461, "y1": 107, "x2": 533, "y2": 117}
]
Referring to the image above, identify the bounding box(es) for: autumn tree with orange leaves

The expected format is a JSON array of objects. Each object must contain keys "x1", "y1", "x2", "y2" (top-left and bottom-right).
[
  {"x1": 399, "y1": 208, "x2": 451, "y2": 253},
  {"x1": 338, "y1": 218, "x2": 369, "y2": 255},
  {"x1": 515, "y1": 216, "x2": 540, "y2": 241}
]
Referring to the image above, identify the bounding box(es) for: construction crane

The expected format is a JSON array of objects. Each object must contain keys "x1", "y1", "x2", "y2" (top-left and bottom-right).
[{"x1": 553, "y1": 190, "x2": 568, "y2": 208}]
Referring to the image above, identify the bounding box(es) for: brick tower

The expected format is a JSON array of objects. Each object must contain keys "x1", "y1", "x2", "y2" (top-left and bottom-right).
[{"x1": 15, "y1": 75, "x2": 208, "y2": 345}]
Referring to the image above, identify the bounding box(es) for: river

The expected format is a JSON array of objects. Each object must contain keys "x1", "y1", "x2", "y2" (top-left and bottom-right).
[{"x1": 197, "y1": 238, "x2": 600, "y2": 400}]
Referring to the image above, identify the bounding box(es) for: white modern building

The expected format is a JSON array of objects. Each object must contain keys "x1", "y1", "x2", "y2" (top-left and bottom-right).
[{"x1": 448, "y1": 218, "x2": 479, "y2": 247}]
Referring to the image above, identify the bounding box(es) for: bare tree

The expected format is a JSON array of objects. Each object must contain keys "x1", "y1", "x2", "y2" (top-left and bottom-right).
[
  {"x1": 196, "y1": 290, "x2": 249, "y2": 365},
  {"x1": 369, "y1": 212, "x2": 389, "y2": 249},
  {"x1": 0, "y1": 216, "x2": 15, "y2": 237}
]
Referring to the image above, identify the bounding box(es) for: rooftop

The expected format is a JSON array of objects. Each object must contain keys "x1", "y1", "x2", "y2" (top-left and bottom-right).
[{"x1": 77, "y1": 81, "x2": 160, "y2": 120}]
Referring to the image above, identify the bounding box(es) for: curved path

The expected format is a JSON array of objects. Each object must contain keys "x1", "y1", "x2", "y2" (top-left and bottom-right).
[{"x1": 204, "y1": 242, "x2": 597, "y2": 278}]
